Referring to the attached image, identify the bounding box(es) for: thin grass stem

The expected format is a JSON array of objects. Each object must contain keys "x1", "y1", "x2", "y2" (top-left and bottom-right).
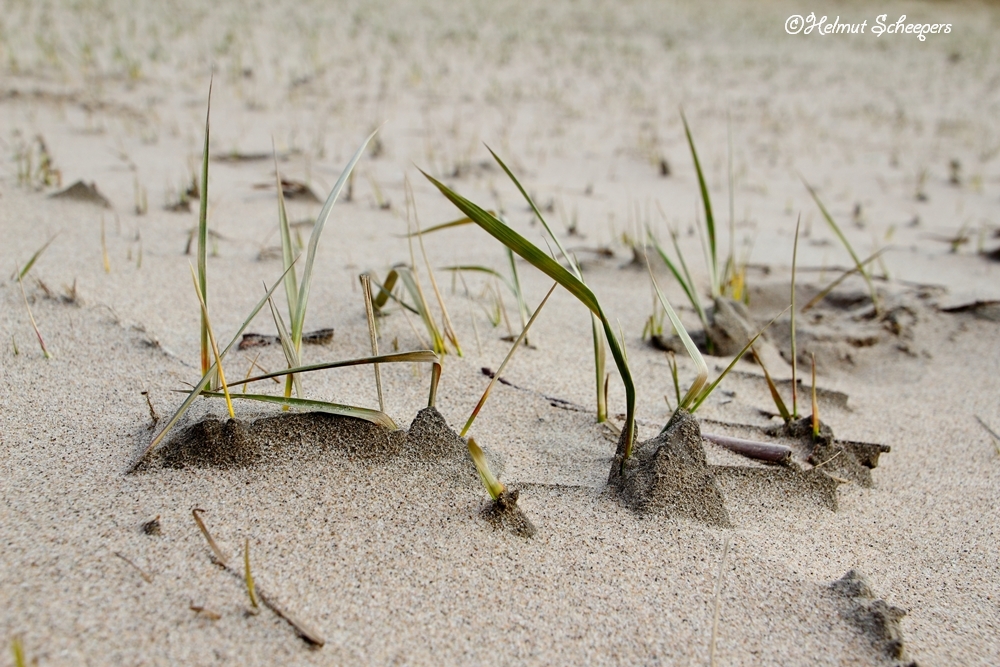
[
  {"x1": 361, "y1": 274, "x2": 385, "y2": 412},
  {"x1": 189, "y1": 265, "x2": 234, "y2": 418}
]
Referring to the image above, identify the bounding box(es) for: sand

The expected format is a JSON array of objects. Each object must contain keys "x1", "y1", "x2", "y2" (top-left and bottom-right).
[{"x1": 2, "y1": 0, "x2": 999, "y2": 664}]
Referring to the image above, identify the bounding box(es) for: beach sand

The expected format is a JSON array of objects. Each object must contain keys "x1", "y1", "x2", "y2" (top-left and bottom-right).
[{"x1": 1, "y1": 0, "x2": 999, "y2": 664}]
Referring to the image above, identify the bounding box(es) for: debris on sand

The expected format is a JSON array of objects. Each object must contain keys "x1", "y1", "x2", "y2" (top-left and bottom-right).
[
  {"x1": 830, "y1": 569, "x2": 916, "y2": 666},
  {"x1": 48, "y1": 180, "x2": 111, "y2": 208}
]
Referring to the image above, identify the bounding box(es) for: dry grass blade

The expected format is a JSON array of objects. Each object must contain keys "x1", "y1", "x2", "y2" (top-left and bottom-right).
[
  {"x1": 361, "y1": 274, "x2": 385, "y2": 412},
  {"x1": 800, "y1": 248, "x2": 887, "y2": 313},
  {"x1": 17, "y1": 266, "x2": 51, "y2": 359},
  {"x1": 189, "y1": 265, "x2": 234, "y2": 419},
  {"x1": 192, "y1": 508, "x2": 228, "y2": 564},
  {"x1": 461, "y1": 283, "x2": 557, "y2": 437},
  {"x1": 975, "y1": 416, "x2": 1000, "y2": 455},
  {"x1": 803, "y1": 179, "x2": 880, "y2": 314},
  {"x1": 12, "y1": 233, "x2": 57, "y2": 281},
  {"x1": 244, "y1": 539, "x2": 260, "y2": 610},
  {"x1": 128, "y1": 263, "x2": 296, "y2": 471},
  {"x1": 468, "y1": 437, "x2": 504, "y2": 500},
  {"x1": 811, "y1": 353, "x2": 820, "y2": 437},
  {"x1": 752, "y1": 347, "x2": 790, "y2": 422},
  {"x1": 191, "y1": 509, "x2": 325, "y2": 646}
]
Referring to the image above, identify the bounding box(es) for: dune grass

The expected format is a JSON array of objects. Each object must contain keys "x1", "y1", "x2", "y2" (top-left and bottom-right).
[
  {"x1": 11, "y1": 234, "x2": 57, "y2": 281},
  {"x1": 468, "y1": 437, "x2": 504, "y2": 500},
  {"x1": 197, "y1": 80, "x2": 213, "y2": 376},
  {"x1": 421, "y1": 160, "x2": 637, "y2": 462},
  {"x1": 16, "y1": 266, "x2": 50, "y2": 359}
]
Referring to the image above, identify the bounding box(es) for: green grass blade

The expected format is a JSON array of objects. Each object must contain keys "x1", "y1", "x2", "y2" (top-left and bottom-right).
[
  {"x1": 681, "y1": 111, "x2": 718, "y2": 297},
  {"x1": 128, "y1": 263, "x2": 297, "y2": 471},
  {"x1": 14, "y1": 233, "x2": 58, "y2": 280},
  {"x1": 648, "y1": 226, "x2": 708, "y2": 331},
  {"x1": 803, "y1": 179, "x2": 880, "y2": 313},
  {"x1": 236, "y1": 350, "x2": 440, "y2": 386},
  {"x1": 592, "y1": 313, "x2": 607, "y2": 422},
  {"x1": 396, "y1": 266, "x2": 446, "y2": 354},
  {"x1": 274, "y1": 150, "x2": 298, "y2": 318},
  {"x1": 468, "y1": 437, "x2": 504, "y2": 500},
  {"x1": 202, "y1": 391, "x2": 398, "y2": 430},
  {"x1": 198, "y1": 78, "x2": 212, "y2": 375},
  {"x1": 266, "y1": 296, "x2": 303, "y2": 399},
  {"x1": 461, "y1": 282, "x2": 557, "y2": 437},
  {"x1": 293, "y1": 129, "x2": 378, "y2": 343},
  {"x1": 422, "y1": 168, "x2": 636, "y2": 461},
  {"x1": 484, "y1": 146, "x2": 578, "y2": 277},
  {"x1": 689, "y1": 308, "x2": 788, "y2": 413},
  {"x1": 752, "y1": 347, "x2": 790, "y2": 422},
  {"x1": 646, "y1": 265, "x2": 707, "y2": 410},
  {"x1": 189, "y1": 264, "x2": 234, "y2": 418}
]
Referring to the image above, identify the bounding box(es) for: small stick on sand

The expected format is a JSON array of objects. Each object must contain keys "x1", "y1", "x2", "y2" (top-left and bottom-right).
[
  {"x1": 191, "y1": 509, "x2": 325, "y2": 646},
  {"x1": 114, "y1": 551, "x2": 153, "y2": 583},
  {"x1": 709, "y1": 536, "x2": 731, "y2": 667},
  {"x1": 701, "y1": 433, "x2": 792, "y2": 464}
]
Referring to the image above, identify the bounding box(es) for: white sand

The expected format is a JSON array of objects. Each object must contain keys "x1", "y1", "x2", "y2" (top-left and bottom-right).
[{"x1": 2, "y1": 0, "x2": 999, "y2": 664}]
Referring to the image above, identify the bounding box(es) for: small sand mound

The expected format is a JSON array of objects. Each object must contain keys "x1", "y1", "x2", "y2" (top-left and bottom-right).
[
  {"x1": 830, "y1": 570, "x2": 915, "y2": 665},
  {"x1": 48, "y1": 180, "x2": 111, "y2": 208},
  {"x1": 480, "y1": 488, "x2": 537, "y2": 538},
  {"x1": 609, "y1": 410, "x2": 731, "y2": 527},
  {"x1": 767, "y1": 417, "x2": 891, "y2": 488}
]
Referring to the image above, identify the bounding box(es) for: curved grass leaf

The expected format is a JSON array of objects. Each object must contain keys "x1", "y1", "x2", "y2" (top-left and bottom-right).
[
  {"x1": 201, "y1": 391, "x2": 397, "y2": 430},
  {"x1": 468, "y1": 437, "x2": 504, "y2": 500}
]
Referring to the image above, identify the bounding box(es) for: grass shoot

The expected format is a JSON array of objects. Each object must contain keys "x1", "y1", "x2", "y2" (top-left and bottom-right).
[
  {"x1": 11, "y1": 635, "x2": 25, "y2": 667},
  {"x1": 197, "y1": 80, "x2": 213, "y2": 376},
  {"x1": 791, "y1": 216, "x2": 800, "y2": 418},
  {"x1": 461, "y1": 283, "x2": 557, "y2": 438},
  {"x1": 468, "y1": 437, "x2": 504, "y2": 500},
  {"x1": 752, "y1": 347, "x2": 790, "y2": 422}
]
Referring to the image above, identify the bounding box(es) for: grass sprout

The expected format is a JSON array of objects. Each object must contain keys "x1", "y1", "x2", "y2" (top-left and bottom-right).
[
  {"x1": 791, "y1": 216, "x2": 801, "y2": 418},
  {"x1": 811, "y1": 353, "x2": 820, "y2": 438},
  {"x1": 461, "y1": 283, "x2": 557, "y2": 438},
  {"x1": 803, "y1": 180, "x2": 880, "y2": 314},
  {"x1": 468, "y1": 437, "x2": 504, "y2": 500},
  {"x1": 752, "y1": 347, "x2": 790, "y2": 422},
  {"x1": 371, "y1": 264, "x2": 447, "y2": 354},
  {"x1": 422, "y1": 163, "x2": 636, "y2": 461},
  {"x1": 681, "y1": 111, "x2": 719, "y2": 298},
  {"x1": 16, "y1": 266, "x2": 51, "y2": 359}
]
